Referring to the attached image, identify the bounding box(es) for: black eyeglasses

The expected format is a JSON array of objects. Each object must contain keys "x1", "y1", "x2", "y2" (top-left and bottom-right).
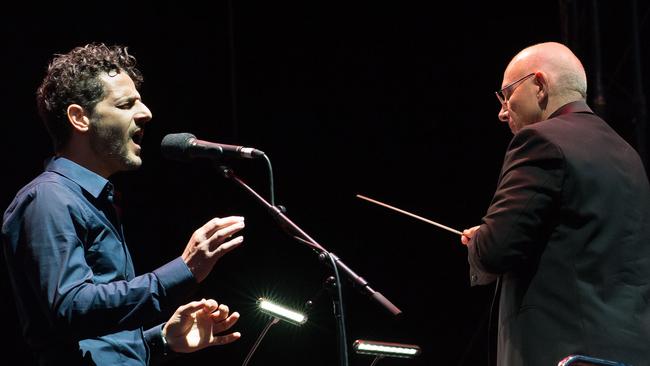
[{"x1": 495, "y1": 73, "x2": 535, "y2": 106}]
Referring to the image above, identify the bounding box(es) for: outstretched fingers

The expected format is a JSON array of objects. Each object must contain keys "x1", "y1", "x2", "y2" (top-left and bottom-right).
[
  {"x1": 212, "y1": 306, "x2": 240, "y2": 333},
  {"x1": 212, "y1": 236, "x2": 244, "y2": 256},
  {"x1": 203, "y1": 216, "x2": 245, "y2": 241},
  {"x1": 201, "y1": 217, "x2": 245, "y2": 255},
  {"x1": 206, "y1": 304, "x2": 241, "y2": 346}
]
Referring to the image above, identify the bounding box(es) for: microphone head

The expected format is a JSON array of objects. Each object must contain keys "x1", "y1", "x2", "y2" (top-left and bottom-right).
[{"x1": 161, "y1": 133, "x2": 196, "y2": 161}]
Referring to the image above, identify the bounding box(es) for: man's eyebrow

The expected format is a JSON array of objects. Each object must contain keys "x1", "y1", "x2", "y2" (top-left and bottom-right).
[{"x1": 114, "y1": 95, "x2": 141, "y2": 104}]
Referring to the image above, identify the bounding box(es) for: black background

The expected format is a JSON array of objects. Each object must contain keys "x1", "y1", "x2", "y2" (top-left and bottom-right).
[{"x1": 1, "y1": 1, "x2": 649, "y2": 365}]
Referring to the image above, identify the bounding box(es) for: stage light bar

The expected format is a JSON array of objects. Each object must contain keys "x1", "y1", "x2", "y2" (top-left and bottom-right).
[
  {"x1": 257, "y1": 298, "x2": 307, "y2": 325},
  {"x1": 353, "y1": 339, "x2": 421, "y2": 359}
]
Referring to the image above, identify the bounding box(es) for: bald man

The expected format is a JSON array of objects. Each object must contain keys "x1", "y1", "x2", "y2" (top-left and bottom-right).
[{"x1": 461, "y1": 42, "x2": 650, "y2": 365}]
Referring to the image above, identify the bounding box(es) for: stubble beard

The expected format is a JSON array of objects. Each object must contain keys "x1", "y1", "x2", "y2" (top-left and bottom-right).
[{"x1": 89, "y1": 121, "x2": 141, "y2": 174}]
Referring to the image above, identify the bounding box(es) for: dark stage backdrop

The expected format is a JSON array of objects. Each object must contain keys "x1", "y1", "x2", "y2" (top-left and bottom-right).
[{"x1": 1, "y1": 2, "x2": 648, "y2": 366}]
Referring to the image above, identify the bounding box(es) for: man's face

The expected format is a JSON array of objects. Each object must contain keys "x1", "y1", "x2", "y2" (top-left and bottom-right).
[
  {"x1": 88, "y1": 71, "x2": 152, "y2": 175},
  {"x1": 497, "y1": 70, "x2": 542, "y2": 134}
]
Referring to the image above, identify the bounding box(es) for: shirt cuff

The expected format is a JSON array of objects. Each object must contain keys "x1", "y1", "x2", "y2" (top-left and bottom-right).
[
  {"x1": 144, "y1": 324, "x2": 178, "y2": 365},
  {"x1": 153, "y1": 257, "x2": 198, "y2": 302}
]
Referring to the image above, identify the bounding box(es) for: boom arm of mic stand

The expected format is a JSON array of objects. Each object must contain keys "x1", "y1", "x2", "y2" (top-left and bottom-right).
[
  {"x1": 328, "y1": 254, "x2": 402, "y2": 316},
  {"x1": 217, "y1": 165, "x2": 402, "y2": 316}
]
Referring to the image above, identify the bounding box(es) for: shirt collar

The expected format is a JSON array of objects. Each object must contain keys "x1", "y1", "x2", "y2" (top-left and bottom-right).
[
  {"x1": 45, "y1": 156, "x2": 111, "y2": 200},
  {"x1": 548, "y1": 100, "x2": 594, "y2": 119}
]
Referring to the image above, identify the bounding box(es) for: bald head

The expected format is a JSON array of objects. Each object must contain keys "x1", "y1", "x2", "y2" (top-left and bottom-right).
[
  {"x1": 497, "y1": 42, "x2": 589, "y2": 132},
  {"x1": 507, "y1": 42, "x2": 587, "y2": 101}
]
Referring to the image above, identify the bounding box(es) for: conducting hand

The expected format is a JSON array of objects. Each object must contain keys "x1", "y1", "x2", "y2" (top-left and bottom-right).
[
  {"x1": 163, "y1": 298, "x2": 241, "y2": 353},
  {"x1": 182, "y1": 216, "x2": 245, "y2": 282},
  {"x1": 461, "y1": 225, "x2": 481, "y2": 246}
]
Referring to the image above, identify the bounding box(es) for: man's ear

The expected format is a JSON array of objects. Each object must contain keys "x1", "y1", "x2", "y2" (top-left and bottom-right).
[
  {"x1": 534, "y1": 71, "x2": 549, "y2": 104},
  {"x1": 67, "y1": 104, "x2": 90, "y2": 132}
]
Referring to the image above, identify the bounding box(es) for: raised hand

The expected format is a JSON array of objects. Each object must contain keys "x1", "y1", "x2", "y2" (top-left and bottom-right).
[
  {"x1": 163, "y1": 298, "x2": 241, "y2": 353},
  {"x1": 182, "y1": 216, "x2": 245, "y2": 282}
]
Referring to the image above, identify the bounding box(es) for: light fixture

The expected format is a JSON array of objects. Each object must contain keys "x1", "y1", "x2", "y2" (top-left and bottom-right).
[
  {"x1": 257, "y1": 298, "x2": 307, "y2": 325},
  {"x1": 242, "y1": 298, "x2": 308, "y2": 366},
  {"x1": 353, "y1": 339, "x2": 421, "y2": 359}
]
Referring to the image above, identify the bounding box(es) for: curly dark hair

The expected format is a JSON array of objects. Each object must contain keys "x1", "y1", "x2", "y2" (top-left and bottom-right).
[{"x1": 36, "y1": 43, "x2": 144, "y2": 151}]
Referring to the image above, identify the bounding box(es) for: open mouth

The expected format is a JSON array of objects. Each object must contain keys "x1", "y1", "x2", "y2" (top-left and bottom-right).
[{"x1": 132, "y1": 129, "x2": 144, "y2": 145}]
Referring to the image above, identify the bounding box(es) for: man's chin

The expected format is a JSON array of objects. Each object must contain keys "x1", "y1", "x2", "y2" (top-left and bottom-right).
[
  {"x1": 123, "y1": 156, "x2": 143, "y2": 171},
  {"x1": 508, "y1": 121, "x2": 519, "y2": 134}
]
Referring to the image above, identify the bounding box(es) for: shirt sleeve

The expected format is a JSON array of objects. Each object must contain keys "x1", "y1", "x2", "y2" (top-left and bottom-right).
[
  {"x1": 467, "y1": 127, "x2": 564, "y2": 285},
  {"x1": 13, "y1": 181, "x2": 197, "y2": 338}
]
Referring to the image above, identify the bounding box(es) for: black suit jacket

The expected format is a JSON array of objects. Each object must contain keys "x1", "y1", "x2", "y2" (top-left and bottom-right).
[{"x1": 468, "y1": 101, "x2": 650, "y2": 366}]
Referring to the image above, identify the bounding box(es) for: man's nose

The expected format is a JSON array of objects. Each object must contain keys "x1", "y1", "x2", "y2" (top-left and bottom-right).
[
  {"x1": 135, "y1": 101, "x2": 152, "y2": 124},
  {"x1": 498, "y1": 105, "x2": 508, "y2": 122}
]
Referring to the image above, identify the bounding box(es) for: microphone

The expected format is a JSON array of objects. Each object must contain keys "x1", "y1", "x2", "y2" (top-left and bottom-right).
[{"x1": 161, "y1": 133, "x2": 265, "y2": 161}]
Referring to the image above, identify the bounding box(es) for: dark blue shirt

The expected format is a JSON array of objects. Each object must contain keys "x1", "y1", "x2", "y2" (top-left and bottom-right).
[{"x1": 2, "y1": 157, "x2": 196, "y2": 365}]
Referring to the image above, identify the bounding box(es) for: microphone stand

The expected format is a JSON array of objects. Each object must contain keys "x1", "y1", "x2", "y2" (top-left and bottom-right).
[{"x1": 216, "y1": 165, "x2": 402, "y2": 366}]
